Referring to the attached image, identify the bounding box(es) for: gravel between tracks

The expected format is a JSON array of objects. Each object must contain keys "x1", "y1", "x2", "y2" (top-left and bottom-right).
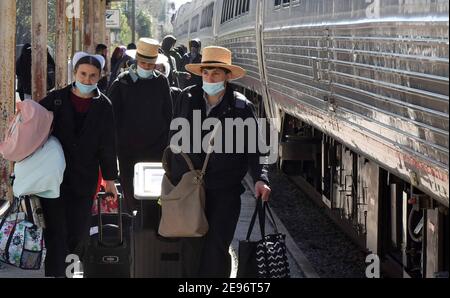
[{"x1": 268, "y1": 168, "x2": 368, "y2": 278}]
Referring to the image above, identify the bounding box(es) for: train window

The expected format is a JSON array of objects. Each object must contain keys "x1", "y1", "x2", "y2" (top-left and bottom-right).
[
  {"x1": 221, "y1": 0, "x2": 249, "y2": 24},
  {"x1": 274, "y1": 0, "x2": 300, "y2": 9},
  {"x1": 236, "y1": 0, "x2": 244, "y2": 16},
  {"x1": 221, "y1": 0, "x2": 232, "y2": 23},
  {"x1": 200, "y1": 3, "x2": 214, "y2": 29},
  {"x1": 190, "y1": 15, "x2": 199, "y2": 33},
  {"x1": 223, "y1": 0, "x2": 228, "y2": 22},
  {"x1": 239, "y1": 0, "x2": 249, "y2": 15},
  {"x1": 238, "y1": 0, "x2": 250, "y2": 15},
  {"x1": 229, "y1": 0, "x2": 235, "y2": 20},
  {"x1": 221, "y1": 1, "x2": 225, "y2": 23}
]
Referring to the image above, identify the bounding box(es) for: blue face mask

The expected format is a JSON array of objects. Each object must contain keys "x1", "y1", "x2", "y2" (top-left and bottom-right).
[
  {"x1": 137, "y1": 66, "x2": 154, "y2": 79},
  {"x1": 202, "y1": 81, "x2": 225, "y2": 96},
  {"x1": 76, "y1": 81, "x2": 97, "y2": 95}
]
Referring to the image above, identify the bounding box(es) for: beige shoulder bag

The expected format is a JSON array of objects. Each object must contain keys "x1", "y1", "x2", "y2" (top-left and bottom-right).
[{"x1": 158, "y1": 124, "x2": 220, "y2": 238}]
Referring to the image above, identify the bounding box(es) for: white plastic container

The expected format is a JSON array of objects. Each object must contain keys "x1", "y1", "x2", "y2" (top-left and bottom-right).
[{"x1": 133, "y1": 163, "x2": 165, "y2": 200}]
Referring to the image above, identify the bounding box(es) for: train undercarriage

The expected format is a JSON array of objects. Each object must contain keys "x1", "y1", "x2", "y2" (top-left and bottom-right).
[
  {"x1": 276, "y1": 112, "x2": 448, "y2": 278},
  {"x1": 237, "y1": 85, "x2": 448, "y2": 278}
]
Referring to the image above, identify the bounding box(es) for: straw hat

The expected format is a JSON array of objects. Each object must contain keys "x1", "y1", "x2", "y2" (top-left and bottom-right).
[
  {"x1": 185, "y1": 46, "x2": 246, "y2": 80},
  {"x1": 125, "y1": 38, "x2": 167, "y2": 64}
]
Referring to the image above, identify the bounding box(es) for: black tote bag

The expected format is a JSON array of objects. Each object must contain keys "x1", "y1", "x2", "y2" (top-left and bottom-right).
[{"x1": 237, "y1": 198, "x2": 290, "y2": 278}]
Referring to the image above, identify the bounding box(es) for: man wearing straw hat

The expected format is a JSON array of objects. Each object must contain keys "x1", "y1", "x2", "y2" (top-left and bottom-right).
[
  {"x1": 168, "y1": 46, "x2": 272, "y2": 277},
  {"x1": 108, "y1": 38, "x2": 173, "y2": 215}
]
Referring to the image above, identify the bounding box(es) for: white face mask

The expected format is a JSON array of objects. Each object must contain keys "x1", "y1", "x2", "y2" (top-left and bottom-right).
[
  {"x1": 137, "y1": 66, "x2": 154, "y2": 79},
  {"x1": 76, "y1": 81, "x2": 98, "y2": 95},
  {"x1": 202, "y1": 81, "x2": 225, "y2": 96}
]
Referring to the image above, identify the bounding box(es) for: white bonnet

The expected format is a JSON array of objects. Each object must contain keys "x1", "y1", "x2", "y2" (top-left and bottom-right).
[{"x1": 72, "y1": 51, "x2": 106, "y2": 70}]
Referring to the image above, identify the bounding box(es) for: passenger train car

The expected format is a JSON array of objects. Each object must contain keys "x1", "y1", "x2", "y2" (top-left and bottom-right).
[{"x1": 173, "y1": 0, "x2": 449, "y2": 278}]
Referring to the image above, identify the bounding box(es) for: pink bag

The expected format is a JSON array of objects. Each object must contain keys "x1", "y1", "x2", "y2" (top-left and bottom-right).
[{"x1": 0, "y1": 99, "x2": 53, "y2": 162}]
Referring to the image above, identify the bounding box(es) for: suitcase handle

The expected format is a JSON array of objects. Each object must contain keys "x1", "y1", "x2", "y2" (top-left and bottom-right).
[{"x1": 97, "y1": 192, "x2": 123, "y2": 246}]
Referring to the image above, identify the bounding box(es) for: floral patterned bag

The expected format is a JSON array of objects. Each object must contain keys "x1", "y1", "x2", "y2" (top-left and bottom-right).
[{"x1": 0, "y1": 198, "x2": 45, "y2": 270}]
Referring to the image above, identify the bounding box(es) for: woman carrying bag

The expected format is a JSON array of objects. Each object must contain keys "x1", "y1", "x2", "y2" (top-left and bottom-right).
[{"x1": 38, "y1": 52, "x2": 118, "y2": 277}]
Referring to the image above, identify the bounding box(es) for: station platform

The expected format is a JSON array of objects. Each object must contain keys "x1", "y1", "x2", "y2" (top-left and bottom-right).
[{"x1": 0, "y1": 177, "x2": 317, "y2": 278}]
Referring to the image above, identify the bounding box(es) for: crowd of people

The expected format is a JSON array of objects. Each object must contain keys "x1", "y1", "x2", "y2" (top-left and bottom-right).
[{"x1": 11, "y1": 35, "x2": 271, "y2": 278}]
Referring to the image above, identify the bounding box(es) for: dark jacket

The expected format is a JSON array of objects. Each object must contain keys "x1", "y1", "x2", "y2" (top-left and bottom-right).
[
  {"x1": 16, "y1": 48, "x2": 55, "y2": 100},
  {"x1": 170, "y1": 86, "x2": 182, "y2": 108},
  {"x1": 107, "y1": 55, "x2": 135, "y2": 91},
  {"x1": 98, "y1": 76, "x2": 108, "y2": 94},
  {"x1": 170, "y1": 49, "x2": 183, "y2": 72},
  {"x1": 163, "y1": 52, "x2": 178, "y2": 87},
  {"x1": 163, "y1": 50, "x2": 190, "y2": 89},
  {"x1": 108, "y1": 69, "x2": 173, "y2": 162},
  {"x1": 180, "y1": 53, "x2": 203, "y2": 89},
  {"x1": 39, "y1": 85, "x2": 118, "y2": 198},
  {"x1": 168, "y1": 85, "x2": 269, "y2": 191}
]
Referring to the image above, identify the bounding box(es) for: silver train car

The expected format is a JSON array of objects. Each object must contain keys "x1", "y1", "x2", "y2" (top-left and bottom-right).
[{"x1": 174, "y1": 0, "x2": 449, "y2": 278}]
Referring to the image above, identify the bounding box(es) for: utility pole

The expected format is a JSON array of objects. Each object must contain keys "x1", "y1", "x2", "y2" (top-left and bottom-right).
[
  {"x1": 94, "y1": 0, "x2": 106, "y2": 45},
  {"x1": 56, "y1": 0, "x2": 68, "y2": 88},
  {"x1": 0, "y1": 0, "x2": 16, "y2": 201},
  {"x1": 71, "y1": 0, "x2": 82, "y2": 57},
  {"x1": 105, "y1": 0, "x2": 112, "y2": 75},
  {"x1": 131, "y1": 0, "x2": 136, "y2": 43},
  {"x1": 83, "y1": 0, "x2": 95, "y2": 53},
  {"x1": 31, "y1": 0, "x2": 48, "y2": 101}
]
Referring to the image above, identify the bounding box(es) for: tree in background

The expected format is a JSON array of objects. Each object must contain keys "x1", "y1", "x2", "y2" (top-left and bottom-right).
[
  {"x1": 136, "y1": 0, "x2": 175, "y2": 40},
  {"x1": 136, "y1": 10, "x2": 153, "y2": 39},
  {"x1": 112, "y1": 0, "x2": 156, "y2": 45},
  {"x1": 16, "y1": 0, "x2": 32, "y2": 46},
  {"x1": 16, "y1": 0, "x2": 57, "y2": 56},
  {"x1": 15, "y1": 0, "x2": 172, "y2": 52},
  {"x1": 118, "y1": 12, "x2": 132, "y2": 46}
]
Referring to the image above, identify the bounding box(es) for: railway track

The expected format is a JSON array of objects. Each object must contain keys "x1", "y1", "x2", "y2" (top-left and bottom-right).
[{"x1": 261, "y1": 168, "x2": 368, "y2": 278}]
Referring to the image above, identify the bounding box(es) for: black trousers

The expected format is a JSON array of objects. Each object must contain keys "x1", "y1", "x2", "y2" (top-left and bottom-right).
[
  {"x1": 181, "y1": 186, "x2": 243, "y2": 278},
  {"x1": 41, "y1": 191, "x2": 93, "y2": 277},
  {"x1": 118, "y1": 157, "x2": 145, "y2": 214}
]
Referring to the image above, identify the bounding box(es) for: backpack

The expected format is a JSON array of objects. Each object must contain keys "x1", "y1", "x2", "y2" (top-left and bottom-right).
[{"x1": 0, "y1": 100, "x2": 53, "y2": 162}]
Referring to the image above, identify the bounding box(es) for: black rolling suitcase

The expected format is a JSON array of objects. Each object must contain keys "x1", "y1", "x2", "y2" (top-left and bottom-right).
[
  {"x1": 84, "y1": 192, "x2": 134, "y2": 278},
  {"x1": 133, "y1": 201, "x2": 183, "y2": 278},
  {"x1": 133, "y1": 163, "x2": 183, "y2": 278},
  {"x1": 134, "y1": 227, "x2": 183, "y2": 278}
]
